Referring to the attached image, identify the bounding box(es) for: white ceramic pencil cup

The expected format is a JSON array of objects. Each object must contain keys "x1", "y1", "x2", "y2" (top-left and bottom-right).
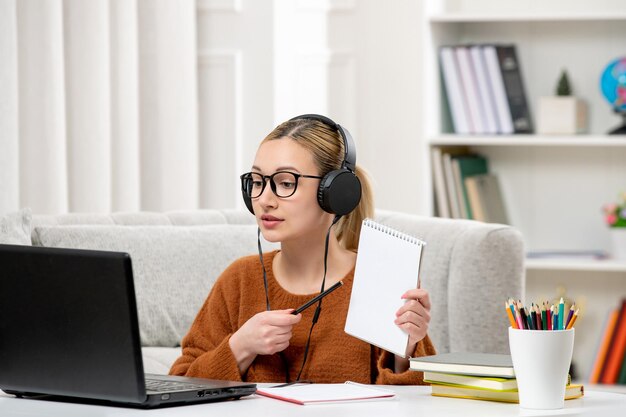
[{"x1": 508, "y1": 327, "x2": 575, "y2": 409}]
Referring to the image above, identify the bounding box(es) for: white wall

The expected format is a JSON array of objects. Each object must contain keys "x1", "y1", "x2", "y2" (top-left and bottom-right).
[
  {"x1": 341, "y1": 1, "x2": 425, "y2": 214},
  {"x1": 266, "y1": 0, "x2": 426, "y2": 214}
]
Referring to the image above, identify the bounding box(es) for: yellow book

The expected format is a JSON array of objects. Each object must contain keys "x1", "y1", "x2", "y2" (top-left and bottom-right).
[
  {"x1": 424, "y1": 371, "x2": 517, "y2": 391},
  {"x1": 431, "y1": 383, "x2": 584, "y2": 403}
]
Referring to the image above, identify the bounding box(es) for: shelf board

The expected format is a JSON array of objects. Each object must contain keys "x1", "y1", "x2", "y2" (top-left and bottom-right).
[
  {"x1": 428, "y1": 135, "x2": 626, "y2": 147},
  {"x1": 526, "y1": 258, "x2": 626, "y2": 272},
  {"x1": 429, "y1": 13, "x2": 626, "y2": 23}
]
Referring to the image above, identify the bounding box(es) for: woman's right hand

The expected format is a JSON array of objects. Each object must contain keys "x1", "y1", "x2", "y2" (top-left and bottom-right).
[{"x1": 229, "y1": 309, "x2": 301, "y2": 374}]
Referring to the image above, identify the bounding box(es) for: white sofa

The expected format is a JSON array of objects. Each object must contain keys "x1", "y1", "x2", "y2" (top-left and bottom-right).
[{"x1": 1, "y1": 208, "x2": 525, "y2": 375}]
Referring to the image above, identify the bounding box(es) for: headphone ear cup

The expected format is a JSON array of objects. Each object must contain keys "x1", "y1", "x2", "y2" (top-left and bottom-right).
[{"x1": 317, "y1": 170, "x2": 362, "y2": 216}]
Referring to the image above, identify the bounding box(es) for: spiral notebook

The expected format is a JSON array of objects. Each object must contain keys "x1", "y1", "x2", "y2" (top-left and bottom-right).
[{"x1": 345, "y1": 219, "x2": 426, "y2": 357}]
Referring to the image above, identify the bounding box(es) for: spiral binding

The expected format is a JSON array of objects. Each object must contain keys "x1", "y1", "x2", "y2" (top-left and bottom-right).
[{"x1": 362, "y1": 218, "x2": 426, "y2": 246}]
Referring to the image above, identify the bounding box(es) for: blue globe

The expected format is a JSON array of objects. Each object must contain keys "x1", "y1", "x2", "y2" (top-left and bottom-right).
[{"x1": 600, "y1": 57, "x2": 626, "y2": 112}]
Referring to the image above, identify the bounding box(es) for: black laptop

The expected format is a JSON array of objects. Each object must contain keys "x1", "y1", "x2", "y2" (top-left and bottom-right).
[{"x1": 0, "y1": 244, "x2": 256, "y2": 408}]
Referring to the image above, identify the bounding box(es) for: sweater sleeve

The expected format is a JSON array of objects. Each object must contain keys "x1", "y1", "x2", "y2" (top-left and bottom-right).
[
  {"x1": 169, "y1": 264, "x2": 244, "y2": 381},
  {"x1": 374, "y1": 333, "x2": 437, "y2": 385}
]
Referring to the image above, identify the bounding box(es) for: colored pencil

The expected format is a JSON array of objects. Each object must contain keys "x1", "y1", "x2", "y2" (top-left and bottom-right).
[
  {"x1": 565, "y1": 304, "x2": 576, "y2": 329},
  {"x1": 566, "y1": 308, "x2": 579, "y2": 330},
  {"x1": 547, "y1": 304, "x2": 552, "y2": 331},
  {"x1": 559, "y1": 297, "x2": 565, "y2": 330},
  {"x1": 553, "y1": 312, "x2": 558, "y2": 331},
  {"x1": 508, "y1": 299, "x2": 516, "y2": 321},
  {"x1": 506, "y1": 300, "x2": 517, "y2": 329},
  {"x1": 525, "y1": 307, "x2": 534, "y2": 330},
  {"x1": 541, "y1": 304, "x2": 547, "y2": 330},
  {"x1": 514, "y1": 301, "x2": 524, "y2": 330},
  {"x1": 535, "y1": 304, "x2": 542, "y2": 330}
]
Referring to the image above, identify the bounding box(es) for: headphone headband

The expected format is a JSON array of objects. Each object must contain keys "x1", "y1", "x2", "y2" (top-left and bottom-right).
[{"x1": 288, "y1": 114, "x2": 357, "y2": 172}]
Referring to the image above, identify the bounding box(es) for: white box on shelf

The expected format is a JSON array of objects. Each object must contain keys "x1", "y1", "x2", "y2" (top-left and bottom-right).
[{"x1": 536, "y1": 96, "x2": 587, "y2": 134}]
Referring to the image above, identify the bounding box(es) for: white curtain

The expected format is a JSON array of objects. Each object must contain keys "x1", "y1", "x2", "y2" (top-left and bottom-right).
[{"x1": 0, "y1": 0, "x2": 199, "y2": 214}]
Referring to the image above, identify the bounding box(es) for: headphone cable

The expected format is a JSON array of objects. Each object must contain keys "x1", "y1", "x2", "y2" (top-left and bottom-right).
[
  {"x1": 257, "y1": 216, "x2": 341, "y2": 383},
  {"x1": 294, "y1": 215, "x2": 341, "y2": 381}
]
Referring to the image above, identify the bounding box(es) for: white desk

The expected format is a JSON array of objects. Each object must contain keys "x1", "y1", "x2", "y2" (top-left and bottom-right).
[{"x1": 1, "y1": 386, "x2": 625, "y2": 417}]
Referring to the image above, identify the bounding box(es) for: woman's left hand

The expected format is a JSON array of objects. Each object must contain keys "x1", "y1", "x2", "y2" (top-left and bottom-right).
[{"x1": 395, "y1": 288, "x2": 431, "y2": 357}]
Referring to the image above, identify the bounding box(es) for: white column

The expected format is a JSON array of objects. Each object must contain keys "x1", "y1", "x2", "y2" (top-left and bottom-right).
[
  {"x1": 138, "y1": 0, "x2": 199, "y2": 211},
  {"x1": 16, "y1": 0, "x2": 68, "y2": 214},
  {"x1": 63, "y1": 0, "x2": 112, "y2": 212},
  {"x1": 0, "y1": 0, "x2": 19, "y2": 213},
  {"x1": 110, "y1": 0, "x2": 140, "y2": 212}
]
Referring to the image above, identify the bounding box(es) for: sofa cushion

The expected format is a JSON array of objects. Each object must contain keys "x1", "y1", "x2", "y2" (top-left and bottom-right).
[
  {"x1": 0, "y1": 208, "x2": 32, "y2": 245},
  {"x1": 31, "y1": 224, "x2": 277, "y2": 347}
]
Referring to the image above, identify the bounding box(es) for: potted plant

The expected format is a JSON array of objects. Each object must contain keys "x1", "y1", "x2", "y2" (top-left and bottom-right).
[
  {"x1": 602, "y1": 193, "x2": 626, "y2": 260},
  {"x1": 537, "y1": 70, "x2": 588, "y2": 134}
]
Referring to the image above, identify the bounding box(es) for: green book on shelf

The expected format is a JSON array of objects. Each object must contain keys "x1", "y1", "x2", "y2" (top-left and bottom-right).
[
  {"x1": 423, "y1": 371, "x2": 518, "y2": 391},
  {"x1": 451, "y1": 154, "x2": 488, "y2": 219}
]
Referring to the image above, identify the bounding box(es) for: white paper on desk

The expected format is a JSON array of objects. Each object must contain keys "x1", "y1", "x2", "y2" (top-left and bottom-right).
[
  {"x1": 344, "y1": 219, "x2": 425, "y2": 358},
  {"x1": 256, "y1": 382, "x2": 395, "y2": 405}
]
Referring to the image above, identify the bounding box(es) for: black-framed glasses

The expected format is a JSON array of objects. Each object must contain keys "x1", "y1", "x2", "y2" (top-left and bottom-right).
[{"x1": 240, "y1": 171, "x2": 323, "y2": 199}]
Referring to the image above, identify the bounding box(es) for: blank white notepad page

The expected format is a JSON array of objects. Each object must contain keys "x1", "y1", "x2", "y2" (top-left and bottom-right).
[{"x1": 344, "y1": 219, "x2": 425, "y2": 357}]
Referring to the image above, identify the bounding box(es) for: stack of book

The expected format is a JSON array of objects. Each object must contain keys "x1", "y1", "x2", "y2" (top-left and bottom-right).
[
  {"x1": 410, "y1": 352, "x2": 584, "y2": 403},
  {"x1": 440, "y1": 44, "x2": 532, "y2": 135},
  {"x1": 589, "y1": 298, "x2": 626, "y2": 385},
  {"x1": 431, "y1": 148, "x2": 508, "y2": 223}
]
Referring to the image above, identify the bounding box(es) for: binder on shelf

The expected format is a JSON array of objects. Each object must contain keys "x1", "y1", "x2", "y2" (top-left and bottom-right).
[
  {"x1": 455, "y1": 46, "x2": 485, "y2": 134},
  {"x1": 482, "y1": 45, "x2": 514, "y2": 134},
  {"x1": 470, "y1": 45, "x2": 499, "y2": 134},
  {"x1": 495, "y1": 45, "x2": 533, "y2": 133},
  {"x1": 345, "y1": 219, "x2": 425, "y2": 358},
  {"x1": 439, "y1": 46, "x2": 472, "y2": 134}
]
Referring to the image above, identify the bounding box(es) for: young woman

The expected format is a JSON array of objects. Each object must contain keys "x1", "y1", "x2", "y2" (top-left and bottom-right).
[{"x1": 170, "y1": 115, "x2": 435, "y2": 384}]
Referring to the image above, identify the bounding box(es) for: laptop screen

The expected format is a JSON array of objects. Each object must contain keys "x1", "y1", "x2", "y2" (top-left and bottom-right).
[{"x1": 0, "y1": 244, "x2": 146, "y2": 403}]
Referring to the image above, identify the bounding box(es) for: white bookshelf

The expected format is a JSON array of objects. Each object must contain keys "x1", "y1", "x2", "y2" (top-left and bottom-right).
[
  {"x1": 430, "y1": 135, "x2": 626, "y2": 147},
  {"x1": 429, "y1": 13, "x2": 626, "y2": 23},
  {"x1": 422, "y1": 1, "x2": 626, "y2": 254},
  {"x1": 421, "y1": 1, "x2": 626, "y2": 381},
  {"x1": 526, "y1": 258, "x2": 626, "y2": 273}
]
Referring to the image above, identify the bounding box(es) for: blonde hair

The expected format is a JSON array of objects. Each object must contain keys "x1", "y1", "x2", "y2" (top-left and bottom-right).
[{"x1": 262, "y1": 118, "x2": 374, "y2": 250}]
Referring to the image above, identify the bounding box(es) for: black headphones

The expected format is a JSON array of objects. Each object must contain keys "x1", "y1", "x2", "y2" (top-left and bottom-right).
[{"x1": 242, "y1": 114, "x2": 362, "y2": 216}]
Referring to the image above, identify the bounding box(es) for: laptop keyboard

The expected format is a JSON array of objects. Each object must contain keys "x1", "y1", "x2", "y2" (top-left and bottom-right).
[{"x1": 145, "y1": 378, "x2": 210, "y2": 393}]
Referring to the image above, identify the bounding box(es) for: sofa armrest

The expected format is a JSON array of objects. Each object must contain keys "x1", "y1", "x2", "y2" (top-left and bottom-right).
[{"x1": 448, "y1": 225, "x2": 524, "y2": 354}]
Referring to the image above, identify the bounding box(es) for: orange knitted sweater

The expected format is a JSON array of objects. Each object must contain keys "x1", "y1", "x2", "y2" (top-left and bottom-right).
[{"x1": 170, "y1": 250, "x2": 436, "y2": 384}]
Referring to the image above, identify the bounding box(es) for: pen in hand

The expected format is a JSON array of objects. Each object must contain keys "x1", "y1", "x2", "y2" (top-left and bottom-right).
[{"x1": 291, "y1": 281, "x2": 344, "y2": 315}]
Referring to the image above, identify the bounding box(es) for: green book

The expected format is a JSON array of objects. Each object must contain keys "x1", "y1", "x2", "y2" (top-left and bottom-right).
[{"x1": 451, "y1": 154, "x2": 488, "y2": 219}]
